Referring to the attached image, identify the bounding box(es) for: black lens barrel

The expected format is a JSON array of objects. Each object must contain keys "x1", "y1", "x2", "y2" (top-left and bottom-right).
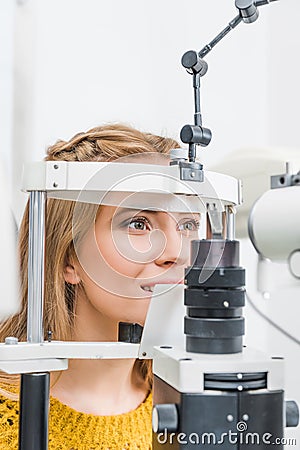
[{"x1": 185, "y1": 240, "x2": 245, "y2": 354}]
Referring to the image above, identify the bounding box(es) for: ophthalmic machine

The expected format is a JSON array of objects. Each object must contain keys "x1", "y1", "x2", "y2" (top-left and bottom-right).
[
  {"x1": 151, "y1": 1, "x2": 299, "y2": 449},
  {"x1": 0, "y1": 1, "x2": 298, "y2": 449}
]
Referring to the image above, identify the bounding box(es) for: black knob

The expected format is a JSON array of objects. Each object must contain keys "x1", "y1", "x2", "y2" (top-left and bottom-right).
[
  {"x1": 180, "y1": 124, "x2": 212, "y2": 147},
  {"x1": 181, "y1": 51, "x2": 208, "y2": 76},
  {"x1": 152, "y1": 404, "x2": 178, "y2": 433},
  {"x1": 286, "y1": 400, "x2": 299, "y2": 427}
]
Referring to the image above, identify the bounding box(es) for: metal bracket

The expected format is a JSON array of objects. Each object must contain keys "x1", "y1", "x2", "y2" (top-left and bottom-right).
[
  {"x1": 207, "y1": 203, "x2": 223, "y2": 237},
  {"x1": 179, "y1": 161, "x2": 204, "y2": 182},
  {"x1": 46, "y1": 161, "x2": 68, "y2": 190},
  {"x1": 271, "y1": 173, "x2": 300, "y2": 189}
]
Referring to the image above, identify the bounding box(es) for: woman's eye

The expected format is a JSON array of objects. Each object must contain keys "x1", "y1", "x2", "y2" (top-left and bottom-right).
[
  {"x1": 178, "y1": 220, "x2": 200, "y2": 232},
  {"x1": 128, "y1": 218, "x2": 150, "y2": 231}
]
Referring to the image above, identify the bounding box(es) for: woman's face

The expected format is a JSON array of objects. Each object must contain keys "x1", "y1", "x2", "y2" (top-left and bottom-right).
[{"x1": 68, "y1": 205, "x2": 200, "y2": 329}]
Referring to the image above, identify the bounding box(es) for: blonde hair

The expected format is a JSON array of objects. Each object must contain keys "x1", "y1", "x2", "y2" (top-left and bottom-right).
[{"x1": 0, "y1": 123, "x2": 180, "y2": 398}]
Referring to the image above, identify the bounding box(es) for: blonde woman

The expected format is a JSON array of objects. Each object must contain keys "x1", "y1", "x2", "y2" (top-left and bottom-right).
[{"x1": 0, "y1": 124, "x2": 200, "y2": 449}]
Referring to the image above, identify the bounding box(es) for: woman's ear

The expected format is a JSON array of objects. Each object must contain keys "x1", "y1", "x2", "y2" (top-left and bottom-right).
[{"x1": 63, "y1": 265, "x2": 81, "y2": 285}]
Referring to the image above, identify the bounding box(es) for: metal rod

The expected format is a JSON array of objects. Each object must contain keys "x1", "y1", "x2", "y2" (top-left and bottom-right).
[
  {"x1": 255, "y1": 0, "x2": 279, "y2": 6},
  {"x1": 188, "y1": 143, "x2": 196, "y2": 163},
  {"x1": 199, "y1": 15, "x2": 242, "y2": 59},
  {"x1": 198, "y1": 1, "x2": 277, "y2": 59},
  {"x1": 225, "y1": 205, "x2": 236, "y2": 240},
  {"x1": 27, "y1": 191, "x2": 46, "y2": 343},
  {"x1": 193, "y1": 73, "x2": 202, "y2": 126}
]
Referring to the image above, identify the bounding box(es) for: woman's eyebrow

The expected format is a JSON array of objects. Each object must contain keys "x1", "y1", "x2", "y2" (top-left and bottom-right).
[
  {"x1": 112, "y1": 209, "x2": 200, "y2": 223},
  {"x1": 113, "y1": 208, "x2": 161, "y2": 219}
]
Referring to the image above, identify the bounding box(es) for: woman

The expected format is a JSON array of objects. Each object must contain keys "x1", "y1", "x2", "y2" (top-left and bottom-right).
[{"x1": 0, "y1": 124, "x2": 200, "y2": 449}]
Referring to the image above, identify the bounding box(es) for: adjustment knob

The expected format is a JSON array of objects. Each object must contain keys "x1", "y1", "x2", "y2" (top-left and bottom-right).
[
  {"x1": 181, "y1": 50, "x2": 208, "y2": 76},
  {"x1": 180, "y1": 124, "x2": 212, "y2": 147},
  {"x1": 152, "y1": 404, "x2": 178, "y2": 433},
  {"x1": 235, "y1": 0, "x2": 259, "y2": 23},
  {"x1": 286, "y1": 400, "x2": 299, "y2": 427}
]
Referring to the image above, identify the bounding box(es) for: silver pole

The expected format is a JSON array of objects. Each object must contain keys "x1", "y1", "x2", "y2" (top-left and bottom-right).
[
  {"x1": 27, "y1": 191, "x2": 46, "y2": 343},
  {"x1": 225, "y1": 205, "x2": 235, "y2": 240}
]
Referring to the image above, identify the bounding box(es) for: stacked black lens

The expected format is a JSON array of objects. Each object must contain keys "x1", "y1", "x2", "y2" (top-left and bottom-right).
[{"x1": 184, "y1": 239, "x2": 245, "y2": 354}]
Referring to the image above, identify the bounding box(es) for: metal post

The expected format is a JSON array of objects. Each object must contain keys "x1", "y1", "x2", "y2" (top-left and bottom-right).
[
  {"x1": 27, "y1": 191, "x2": 46, "y2": 343},
  {"x1": 225, "y1": 205, "x2": 235, "y2": 240},
  {"x1": 19, "y1": 191, "x2": 49, "y2": 450}
]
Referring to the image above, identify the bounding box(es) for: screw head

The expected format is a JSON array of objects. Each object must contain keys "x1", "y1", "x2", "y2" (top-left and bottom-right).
[{"x1": 5, "y1": 337, "x2": 18, "y2": 345}]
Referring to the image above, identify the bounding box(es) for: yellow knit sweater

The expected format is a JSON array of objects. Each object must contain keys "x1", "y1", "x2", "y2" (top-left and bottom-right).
[{"x1": 0, "y1": 389, "x2": 152, "y2": 449}]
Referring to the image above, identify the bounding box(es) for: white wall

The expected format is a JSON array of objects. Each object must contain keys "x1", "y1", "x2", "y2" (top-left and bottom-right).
[
  {"x1": 268, "y1": 0, "x2": 300, "y2": 150},
  {"x1": 0, "y1": 0, "x2": 14, "y2": 178},
  {"x1": 1, "y1": 0, "x2": 299, "y2": 444}
]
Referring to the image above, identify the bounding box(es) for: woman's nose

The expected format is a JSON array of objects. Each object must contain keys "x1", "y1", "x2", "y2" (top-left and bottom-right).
[{"x1": 154, "y1": 226, "x2": 189, "y2": 267}]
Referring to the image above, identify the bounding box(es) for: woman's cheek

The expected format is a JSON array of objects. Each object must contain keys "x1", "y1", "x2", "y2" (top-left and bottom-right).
[
  {"x1": 109, "y1": 229, "x2": 167, "y2": 265},
  {"x1": 98, "y1": 236, "x2": 143, "y2": 277},
  {"x1": 80, "y1": 276, "x2": 150, "y2": 325}
]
